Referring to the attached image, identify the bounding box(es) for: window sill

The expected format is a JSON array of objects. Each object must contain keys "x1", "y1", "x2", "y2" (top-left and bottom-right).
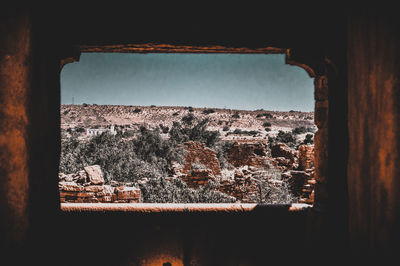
[{"x1": 60, "y1": 202, "x2": 312, "y2": 213}]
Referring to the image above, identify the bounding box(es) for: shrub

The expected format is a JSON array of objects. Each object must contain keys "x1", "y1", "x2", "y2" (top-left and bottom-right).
[
  {"x1": 275, "y1": 130, "x2": 296, "y2": 145},
  {"x1": 230, "y1": 129, "x2": 259, "y2": 136},
  {"x1": 232, "y1": 112, "x2": 240, "y2": 118},
  {"x1": 222, "y1": 125, "x2": 230, "y2": 131},
  {"x1": 263, "y1": 113, "x2": 273, "y2": 119},
  {"x1": 202, "y1": 109, "x2": 215, "y2": 115},
  {"x1": 170, "y1": 119, "x2": 220, "y2": 148},
  {"x1": 292, "y1": 126, "x2": 307, "y2": 135},
  {"x1": 172, "y1": 112, "x2": 179, "y2": 116},
  {"x1": 256, "y1": 113, "x2": 273, "y2": 119},
  {"x1": 265, "y1": 127, "x2": 271, "y2": 132},
  {"x1": 181, "y1": 113, "x2": 196, "y2": 126},
  {"x1": 133, "y1": 108, "x2": 142, "y2": 113},
  {"x1": 263, "y1": 122, "x2": 272, "y2": 127},
  {"x1": 214, "y1": 141, "x2": 233, "y2": 169},
  {"x1": 139, "y1": 177, "x2": 236, "y2": 203},
  {"x1": 82, "y1": 103, "x2": 88, "y2": 107},
  {"x1": 159, "y1": 124, "x2": 169, "y2": 134},
  {"x1": 292, "y1": 126, "x2": 315, "y2": 135},
  {"x1": 122, "y1": 130, "x2": 136, "y2": 137}
]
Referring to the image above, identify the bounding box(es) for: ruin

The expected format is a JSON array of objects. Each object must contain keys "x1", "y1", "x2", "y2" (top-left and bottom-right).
[{"x1": 1, "y1": 3, "x2": 399, "y2": 265}]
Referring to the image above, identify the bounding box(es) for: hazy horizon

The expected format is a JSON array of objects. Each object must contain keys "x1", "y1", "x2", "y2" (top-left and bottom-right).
[{"x1": 61, "y1": 53, "x2": 314, "y2": 112}]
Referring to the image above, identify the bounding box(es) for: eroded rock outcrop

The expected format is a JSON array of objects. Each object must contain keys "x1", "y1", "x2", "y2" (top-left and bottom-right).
[
  {"x1": 182, "y1": 141, "x2": 221, "y2": 176},
  {"x1": 59, "y1": 165, "x2": 141, "y2": 203}
]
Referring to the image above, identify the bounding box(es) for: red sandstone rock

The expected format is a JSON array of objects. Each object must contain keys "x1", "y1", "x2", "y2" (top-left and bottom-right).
[
  {"x1": 116, "y1": 186, "x2": 141, "y2": 200},
  {"x1": 84, "y1": 185, "x2": 104, "y2": 192},
  {"x1": 84, "y1": 165, "x2": 104, "y2": 185},
  {"x1": 182, "y1": 141, "x2": 221, "y2": 176},
  {"x1": 59, "y1": 191, "x2": 95, "y2": 198},
  {"x1": 101, "y1": 195, "x2": 113, "y2": 202},
  {"x1": 102, "y1": 185, "x2": 115, "y2": 196},
  {"x1": 227, "y1": 141, "x2": 269, "y2": 168},
  {"x1": 58, "y1": 181, "x2": 84, "y2": 192}
]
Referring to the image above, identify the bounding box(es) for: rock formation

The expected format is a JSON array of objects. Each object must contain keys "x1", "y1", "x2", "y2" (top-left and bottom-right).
[
  {"x1": 59, "y1": 165, "x2": 141, "y2": 203},
  {"x1": 182, "y1": 141, "x2": 221, "y2": 176}
]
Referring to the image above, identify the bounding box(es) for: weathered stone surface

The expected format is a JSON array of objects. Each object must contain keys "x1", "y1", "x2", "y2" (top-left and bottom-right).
[
  {"x1": 314, "y1": 100, "x2": 328, "y2": 128},
  {"x1": 58, "y1": 181, "x2": 84, "y2": 192},
  {"x1": 271, "y1": 143, "x2": 296, "y2": 161},
  {"x1": 314, "y1": 75, "x2": 328, "y2": 101},
  {"x1": 84, "y1": 185, "x2": 104, "y2": 192},
  {"x1": 227, "y1": 141, "x2": 269, "y2": 168},
  {"x1": 183, "y1": 141, "x2": 221, "y2": 176},
  {"x1": 116, "y1": 186, "x2": 141, "y2": 200},
  {"x1": 59, "y1": 191, "x2": 95, "y2": 198},
  {"x1": 102, "y1": 185, "x2": 115, "y2": 196},
  {"x1": 84, "y1": 165, "x2": 104, "y2": 185}
]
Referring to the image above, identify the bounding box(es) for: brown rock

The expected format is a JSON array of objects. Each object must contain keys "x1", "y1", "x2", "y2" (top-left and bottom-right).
[
  {"x1": 59, "y1": 191, "x2": 95, "y2": 198},
  {"x1": 84, "y1": 165, "x2": 104, "y2": 185},
  {"x1": 84, "y1": 185, "x2": 104, "y2": 192},
  {"x1": 298, "y1": 144, "x2": 314, "y2": 171},
  {"x1": 182, "y1": 141, "x2": 221, "y2": 176},
  {"x1": 84, "y1": 197, "x2": 99, "y2": 203},
  {"x1": 116, "y1": 186, "x2": 141, "y2": 200},
  {"x1": 227, "y1": 141, "x2": 269, "y2": 168},
  {"x1": 103, "y1": 185, "x2": 115, "y2": 196},
  {"x1": 271, "y1": 143, "x2": 296, "y2": 161},
  {"x1": 58, "y1": 181, "x2": 84, "y2": 192}
]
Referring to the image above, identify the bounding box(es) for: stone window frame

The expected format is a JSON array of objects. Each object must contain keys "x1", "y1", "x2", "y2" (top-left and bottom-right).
[{"x1": 60, "y1": 43, "x2": 330, "y2": 212}]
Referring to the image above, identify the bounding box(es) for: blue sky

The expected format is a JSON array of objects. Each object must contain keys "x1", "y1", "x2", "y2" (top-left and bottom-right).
[{"x1": 61, "y1": 53, "x2": 314, "y2": 111}]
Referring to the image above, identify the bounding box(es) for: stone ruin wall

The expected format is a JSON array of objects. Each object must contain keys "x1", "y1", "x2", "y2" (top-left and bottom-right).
[{"x1": 59, "y1": 165, "x2": 140, "y2": 203}]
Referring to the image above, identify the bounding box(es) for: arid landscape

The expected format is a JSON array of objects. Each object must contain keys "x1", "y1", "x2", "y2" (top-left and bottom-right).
[{"x1": 59, "y1": 104, "x2": 316, "y2": 204}]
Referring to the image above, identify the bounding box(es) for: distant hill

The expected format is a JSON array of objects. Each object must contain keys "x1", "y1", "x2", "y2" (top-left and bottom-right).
[{"x1": 61, "y1": 104, "x2": 315, "y2": 141}]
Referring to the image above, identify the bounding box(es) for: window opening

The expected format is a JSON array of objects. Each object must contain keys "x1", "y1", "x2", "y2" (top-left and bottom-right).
[{"x1": 59, "y1": 52, "x2": 316, "y2": 206}]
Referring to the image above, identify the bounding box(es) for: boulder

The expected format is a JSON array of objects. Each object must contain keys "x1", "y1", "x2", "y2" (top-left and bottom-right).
[
  {"x1": 116, "y1": 186, "x2": 141, "y2": 200},
  {"x1": 298, "y1": 144, "x2": 314, "y2": 171},
  {"x1": 84, "y1": 165, "x2": 104, "y2": 185}
]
